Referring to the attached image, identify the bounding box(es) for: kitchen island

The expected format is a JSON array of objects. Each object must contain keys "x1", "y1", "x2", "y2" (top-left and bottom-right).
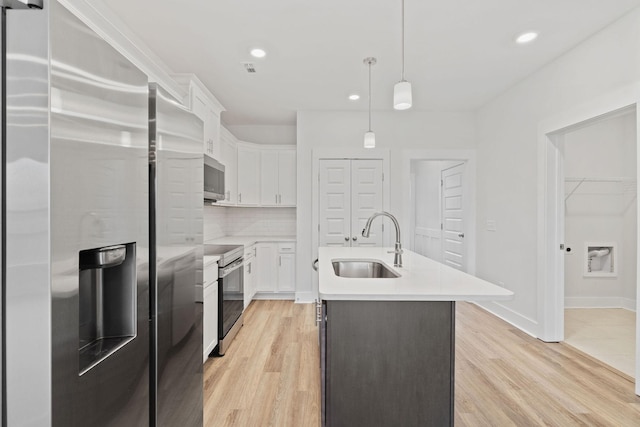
[{"x1": 318, "y1": 247, "x2": 513, "y2": 427}]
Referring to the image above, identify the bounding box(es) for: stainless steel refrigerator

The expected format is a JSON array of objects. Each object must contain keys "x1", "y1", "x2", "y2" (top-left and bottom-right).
[
  {"x1": 1, "y1": 1, "x2": 203, "y2": 426},
  {"x1": 149, "y1": 83, "x2": 203, "y2": 426}
]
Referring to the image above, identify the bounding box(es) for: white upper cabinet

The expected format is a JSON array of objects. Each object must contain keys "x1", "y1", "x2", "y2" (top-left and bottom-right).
[
  {"x1": 237, "y1": 143, "x2": 260, "y2": 206},
  {"x1": 260, "y1": 148, "x2": 296, "y2": 206},
  {"x1": 172, "y1": 74, "x2": 225, "y2": 158},
  {"x1": 238, "y1": 143, "x2": 296, "y2": 207},
  {"x1": 219, "y1": 127, "x2": 238, "y2": 205},
  {"x1": 278, "y1": 149, "x2": 297, "y2": 206},
  {"x1": 260, "y1": 150, "x2": 279, "y2": 206}
]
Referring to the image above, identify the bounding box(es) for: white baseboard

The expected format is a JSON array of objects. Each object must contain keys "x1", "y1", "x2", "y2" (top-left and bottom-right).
[
  {"x1": 565, "y1": 296, "x2": 636, "y2": 312},
  {"x1": 473, "y1": 301, "x2": 540, "y2": 338},
  {"x1": 253, "y1": 292, "x2": 294, "y2": 300},
  {"x1": 294, "y1": 291, "x2": 317, "y2": 303}
]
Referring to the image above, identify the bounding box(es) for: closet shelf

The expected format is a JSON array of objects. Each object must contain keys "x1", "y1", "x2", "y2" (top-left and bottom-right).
[{"x1": 564, "y1": 177, "x2": 636, "y2": 202}]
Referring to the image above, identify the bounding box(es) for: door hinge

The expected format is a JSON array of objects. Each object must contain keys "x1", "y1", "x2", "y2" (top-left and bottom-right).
[
  {"x1": 441, "y1": 179, "x2": 443, "y2": 186},
  {"x1": 382, "y1": 172, "x2": 384, "y2": 182},
  {"x1": 441, "y1": 223, "x2": 443, "y2": 230},
  {"x1": 318, "y1": 173, "x2": 320, "y2": 183}
]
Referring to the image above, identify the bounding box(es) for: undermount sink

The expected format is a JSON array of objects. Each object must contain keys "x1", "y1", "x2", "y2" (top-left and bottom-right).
[{"x1": 332, "y1": 259, "x2": 400, "y2": 279}]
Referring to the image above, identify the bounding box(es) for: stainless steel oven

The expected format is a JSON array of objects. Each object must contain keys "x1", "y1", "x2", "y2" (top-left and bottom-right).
[{"x1": 204, "y1": 244, "x2": 244, "y2": 355}]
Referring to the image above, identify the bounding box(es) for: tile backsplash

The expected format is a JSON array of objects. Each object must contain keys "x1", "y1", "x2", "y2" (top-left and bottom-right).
[
  {"x1": 204, "y1": 205, "x2": 227, "y2": 241},
  {"x1": 204, "y1": 205, "x2": 296, "y2": 241}
]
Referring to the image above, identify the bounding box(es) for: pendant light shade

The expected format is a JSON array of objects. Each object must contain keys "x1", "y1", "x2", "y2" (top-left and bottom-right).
[
  {"x1": 363, "y1": 57, "x2": 376, "y2": 148},
  {"x1": 393, "y1": 80, "x2": 412, "y2": 110},
  {"x1": 364, "y1": 131, "x2": 376, "y2": 148},
  {"x1": 394, "y1": 0, "x2": 412, "y2": 110}
]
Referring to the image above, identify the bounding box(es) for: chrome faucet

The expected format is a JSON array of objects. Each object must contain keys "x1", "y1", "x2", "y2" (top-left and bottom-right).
[{"x1": 362, "y1": 211, "x2": 403, "y2": 267}]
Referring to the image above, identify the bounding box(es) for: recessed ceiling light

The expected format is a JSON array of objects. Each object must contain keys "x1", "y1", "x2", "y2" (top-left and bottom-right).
[
  {"x1": 250, "y1": 48, "x2": 266, "y2": 58},
  {"x1": 348, "y1": 94, "x2": 360, "y2": 101},
  {"x1": 516, "y1": 32, "x2": 538, "y2": 44}
]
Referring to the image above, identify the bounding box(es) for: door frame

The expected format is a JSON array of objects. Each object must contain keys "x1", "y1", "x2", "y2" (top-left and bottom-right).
[
  {"x1": 537, "y1": 84, "x2": 640, "y2": 393},
  {"x1": 312, "y1": 148, "x2": 391, "y2": 296},
  {"x1": 401, "y1": 150, "x2": 477, "y2": 275}
]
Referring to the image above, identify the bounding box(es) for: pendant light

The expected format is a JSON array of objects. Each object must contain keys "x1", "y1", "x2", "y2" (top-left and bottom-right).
[
  {"x1": 363, "y1": 57, "x2": 376, "y2": 148},
  {"x1": 393, "y1": 0, "x2": 412, "y2": 110}
]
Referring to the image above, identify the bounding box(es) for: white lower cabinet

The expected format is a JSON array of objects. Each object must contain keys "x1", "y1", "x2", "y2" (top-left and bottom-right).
[
  {"x1": 255, "y1": 243, "x2": 277, "y2": 292},
  {"x1": 255, "y1": 242, "x2": 296, "y2": 296},
  {"x1": 203, "y1": 260, "x2": 218, "y2": 362},
  {"x1": 278, "y1": 252, "x2": 296, "y2": 292}
]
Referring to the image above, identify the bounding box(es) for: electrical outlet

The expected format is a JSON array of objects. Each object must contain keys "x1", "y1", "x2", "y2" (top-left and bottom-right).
[{"x1": 486, "y1": 220, "x2": 497, "y2": 231}]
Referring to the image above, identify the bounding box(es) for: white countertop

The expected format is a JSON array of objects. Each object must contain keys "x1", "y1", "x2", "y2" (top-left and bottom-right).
[
  {"x1": 319, "y1": 247, "x2": 514, "y2": 302},
  {"x1": 205, "y1": 235, "x2": 296, "y2": 247},
  {"x1": 204, "y1": 255, "x2": 220, "y2": 266}
]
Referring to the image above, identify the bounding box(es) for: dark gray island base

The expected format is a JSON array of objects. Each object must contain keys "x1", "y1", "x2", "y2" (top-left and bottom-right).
[{"x1": 320, "y1": 300, "x2": 455, "y2": 427}]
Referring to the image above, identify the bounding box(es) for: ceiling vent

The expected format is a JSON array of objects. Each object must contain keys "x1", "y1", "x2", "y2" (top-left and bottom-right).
[{"x1": 242, "y1": 62, "x2": 257, "y2": 73}]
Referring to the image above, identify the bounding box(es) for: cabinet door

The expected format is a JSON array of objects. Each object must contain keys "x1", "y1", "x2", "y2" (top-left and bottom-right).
[
  {"x1": 207, "y1": 108, "x2": 221, "y2": 160},
  {"x1": 277, "y1": 252, "x2": 296, "y2": 292},
  {"x1": 237, "y1": 146, "x2": 260, "y2": 205},
  {"x1": 255, "y1": 243, "x2": 277, "y2": 292},
  {"x1": 243, "y1": 259, "x2": 253, "y2": 309},
  {"x1": 203, "y1": 281, "x2": 218, "y2": 362},
  {"x1": 191, "y1": 94, "x2": 207, "y2": 135},
  {"x1": 221, "y1": 138, "x2": 237, "y2": 204},
  {"x1": 278, "y1": 150, "x2": 297, "y2": 206},
  {"x1": 260, "y1": 150, "x2": 279, "y2": 206}
]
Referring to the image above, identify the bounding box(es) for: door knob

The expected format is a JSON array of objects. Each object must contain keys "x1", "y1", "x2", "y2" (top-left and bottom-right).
[
  {"x1": 352, "y1": 236, "x2": 357, "y2": 241},
  {"x1": 458, "y1": 233, "x2": 465, "y2": 238},
  {"x1": 344, "y1": 237, "x2": 349, "y2": 241}
]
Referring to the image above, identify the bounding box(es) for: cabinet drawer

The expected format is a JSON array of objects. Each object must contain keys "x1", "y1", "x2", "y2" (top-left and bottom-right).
[
  {"x1": 244, "y1": 244, "x2": 256, "y2": 261},
  {"x1": 204, "y1": 263, "x2": 218, "y2": 284},
  {"x1": 278, "y1": 242, "x2": 296, "y2": 253}
]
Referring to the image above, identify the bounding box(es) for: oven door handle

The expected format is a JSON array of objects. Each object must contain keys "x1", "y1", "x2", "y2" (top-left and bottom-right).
[{"x1": 219, "y1": 258, "x2": 244, "y2": 278}]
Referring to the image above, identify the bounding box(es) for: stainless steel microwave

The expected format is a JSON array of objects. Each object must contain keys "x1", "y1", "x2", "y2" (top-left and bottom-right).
[{"x1": 204, "y1": 155, "x2": 225, "y2": 201}]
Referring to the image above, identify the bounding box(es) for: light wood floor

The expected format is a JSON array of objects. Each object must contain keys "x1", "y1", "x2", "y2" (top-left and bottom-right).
[
  {"x1": 203, "y1": 300, "x2": 321, "y2": 426},
  {"x1": 204, "y1": 300, "x2": 640, "y2": 426},
  {"x1": 565, "y1": 308, "x2": 636, "y2": 378}
]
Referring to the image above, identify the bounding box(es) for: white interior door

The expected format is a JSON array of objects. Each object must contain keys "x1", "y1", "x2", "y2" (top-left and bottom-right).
[
  {"x1": 441, "y1": 163, "x2": 466, "y2": 270},
  {"x1": 319, "y1": 160, "x2": 351, "y2": 247},
  {"x1": 351, "y1": 160, "x2": 383, "y2": 247}
]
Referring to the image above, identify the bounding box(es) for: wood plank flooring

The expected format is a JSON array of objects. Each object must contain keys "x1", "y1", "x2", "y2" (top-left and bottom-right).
[
  {"x1": 203, "y1": 300, "x2": 320, "y2": 426},
  {"x1": 203, "y1": 300, "x2": 640, "y2": 426}
]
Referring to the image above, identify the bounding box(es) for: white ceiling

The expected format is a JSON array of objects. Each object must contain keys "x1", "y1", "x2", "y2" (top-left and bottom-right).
[{"x1": 100, "y1": 0, "x2": 640, "y2": 126}]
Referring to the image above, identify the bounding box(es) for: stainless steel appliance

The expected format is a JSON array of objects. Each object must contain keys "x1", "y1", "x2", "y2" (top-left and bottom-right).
[
  {"x1": 3, "y1": 2, "x2": 149, "y2": 425},
  {"x1": 149, "y1": 83, "x2": 204, "y2": 426},
  {"x1": 204, "y1": 155, "x2": 225, "y2": 202},
  {"x1": 2, "y1": 2, "x2": 202, "y2": 426},
  {"x1": 204, "y1": 244, "x2": 244, "y2": 355}
]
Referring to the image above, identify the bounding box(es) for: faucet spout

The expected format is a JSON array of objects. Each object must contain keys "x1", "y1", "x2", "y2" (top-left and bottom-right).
[{"x1": 361, "y1": 211, "x2": 403, "y2": 267}]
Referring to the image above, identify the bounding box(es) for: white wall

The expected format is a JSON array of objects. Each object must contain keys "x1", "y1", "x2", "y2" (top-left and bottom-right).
[
  {"x1": 476, "y1": 8, "x2": 640, "y2": 334},
  {"x1": 225, "y1": 125, "x2": 296, "y2": 145},
  {"x1": 296, "y1": 111, "x2": 476, "y2": 300},
  {"x1": 564, "y1": 113, "x2": 637, "y2": 309}
]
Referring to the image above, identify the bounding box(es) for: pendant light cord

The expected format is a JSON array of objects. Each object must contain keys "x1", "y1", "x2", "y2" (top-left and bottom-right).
[
  {"x1": 368, "y1": 60, "x2": 372, "y2": 131},
  {"x1": 401, "y1": 0, "x2": 405, "y2": 81}
]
